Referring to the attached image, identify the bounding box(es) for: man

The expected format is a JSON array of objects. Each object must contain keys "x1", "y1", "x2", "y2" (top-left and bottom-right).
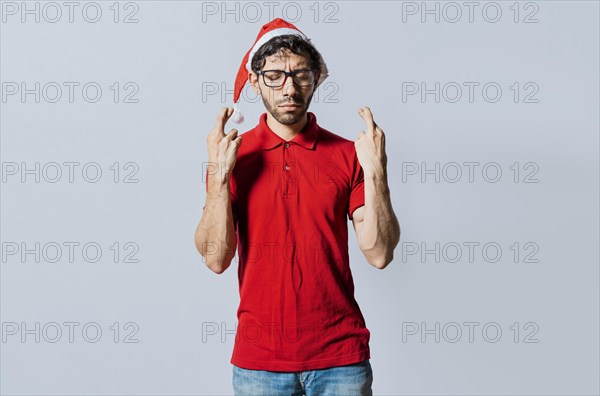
[{"x1": 195, "y1": 18, "x2": 400, "y2": 395}]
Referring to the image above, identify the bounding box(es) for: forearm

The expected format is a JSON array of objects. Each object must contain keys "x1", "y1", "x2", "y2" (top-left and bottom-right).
[
  {"x1": 195, "y1": 174, "x2": 237, "y2": 274},
  {"x1": 358, "y1": 167, "x2": 401, "y2": 268}
]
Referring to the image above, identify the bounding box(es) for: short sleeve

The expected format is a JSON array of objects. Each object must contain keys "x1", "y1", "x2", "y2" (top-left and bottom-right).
[{"x1": 348, "y1": 151, "x2": 365, "y2": 220}]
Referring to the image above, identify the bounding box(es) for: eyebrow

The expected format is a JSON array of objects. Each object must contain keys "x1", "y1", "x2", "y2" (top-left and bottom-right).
[
  {"x1": 263, "y1": 63, "x2": 310, "y2": 70},
  {"x1": 263, "y1": 58, "x2": 311, "y2": 70},
  {"x1": 263, "y1": 65, "x2": 311, "y2": 70}
]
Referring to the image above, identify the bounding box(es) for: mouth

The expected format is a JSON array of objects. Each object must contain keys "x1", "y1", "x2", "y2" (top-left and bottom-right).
[{"x1": 279, "y1": 104, "x2": 301, "y2": 110}]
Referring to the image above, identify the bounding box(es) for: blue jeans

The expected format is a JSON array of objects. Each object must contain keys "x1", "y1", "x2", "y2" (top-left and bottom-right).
[{"x1": 232, "y1": 359, "x2": 373, "y2": 396}]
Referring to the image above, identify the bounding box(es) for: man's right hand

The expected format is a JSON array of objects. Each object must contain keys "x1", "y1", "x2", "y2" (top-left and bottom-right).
[{"x1": 206, "y1": 107, "x2": 243, "y2": 186}]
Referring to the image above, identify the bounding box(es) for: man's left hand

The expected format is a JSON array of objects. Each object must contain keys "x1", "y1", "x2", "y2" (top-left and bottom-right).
[{"x1": 355, "y1": 106, "x2": 387, "y2": 177}]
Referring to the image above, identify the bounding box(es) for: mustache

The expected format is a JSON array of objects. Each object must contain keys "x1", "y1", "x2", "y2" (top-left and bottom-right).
[{"x1": 277, "y1": 98, "x2": 303, "y2": 106}]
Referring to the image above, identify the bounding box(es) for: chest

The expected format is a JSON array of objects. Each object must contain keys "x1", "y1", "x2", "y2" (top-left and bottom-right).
[{"x1": 233, "y1": 147, "x2": 351, "y2": 217}]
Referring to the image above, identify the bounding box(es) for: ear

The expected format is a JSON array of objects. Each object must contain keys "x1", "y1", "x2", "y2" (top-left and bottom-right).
[
  {"x1": 248, "y1": 72, "x2": 260, "y2": 94},
  {"x1": 313, "y1": 70, "x2": 321, "y2": 91}
]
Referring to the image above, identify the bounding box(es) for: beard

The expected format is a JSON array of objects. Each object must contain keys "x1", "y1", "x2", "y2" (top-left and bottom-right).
[{"x1": 259, "y1": 89, "x2": 315, "y2": 125}]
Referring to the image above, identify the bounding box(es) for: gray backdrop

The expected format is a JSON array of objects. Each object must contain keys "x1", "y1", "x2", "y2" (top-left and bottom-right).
[{"x1": 1, "y1": 1, "x2": 599, "y2": 395}]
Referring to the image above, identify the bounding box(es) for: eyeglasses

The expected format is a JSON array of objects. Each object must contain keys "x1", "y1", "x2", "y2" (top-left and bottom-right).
[{"x1": 258, "y1": 68, "x2": 318, "y2": 88}]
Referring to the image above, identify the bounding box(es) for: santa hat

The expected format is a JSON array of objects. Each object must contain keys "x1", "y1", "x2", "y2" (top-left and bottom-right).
[{"x1": 231, "y1": 18, "x2": 329, "y2": 124}]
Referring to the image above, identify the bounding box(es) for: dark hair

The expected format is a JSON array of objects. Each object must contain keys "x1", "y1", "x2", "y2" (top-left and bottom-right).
[{"x1": 250, "y1": 34, "x2": 323, "y2": 74}]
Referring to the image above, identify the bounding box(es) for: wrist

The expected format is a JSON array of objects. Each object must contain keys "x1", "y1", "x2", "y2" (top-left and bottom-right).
[
  {"x1": 364, "y1": 165, "x2": 387, "y2": 181},
  {"x1": 364, "y1": 169, "x2": 390, "y2": 196},
  {"x1": 206, "y1": 174, "x2": 231, "y2": 195}
]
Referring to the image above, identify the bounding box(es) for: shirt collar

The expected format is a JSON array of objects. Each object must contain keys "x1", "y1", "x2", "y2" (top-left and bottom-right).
[{"x1": 256, "y1": 112, "x2": 320, "y2": 151}]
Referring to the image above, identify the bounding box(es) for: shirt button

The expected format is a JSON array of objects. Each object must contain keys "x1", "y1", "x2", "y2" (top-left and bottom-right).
[
  {"x1": 284, "y1": 143, "x2": 290, "y2": 149},
  {"x1": 285, "y1": 164, "x2": 290, "y2": 171}
]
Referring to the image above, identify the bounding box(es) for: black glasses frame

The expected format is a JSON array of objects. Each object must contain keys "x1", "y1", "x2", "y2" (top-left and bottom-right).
[{"x1": 258, "y1": 68, "x2": 319, "y2": 88}]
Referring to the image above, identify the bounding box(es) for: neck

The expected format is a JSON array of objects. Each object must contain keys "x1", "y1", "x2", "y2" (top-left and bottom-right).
[{"x1": 266, "y1": 112, "x2": 309, "y2": 141}]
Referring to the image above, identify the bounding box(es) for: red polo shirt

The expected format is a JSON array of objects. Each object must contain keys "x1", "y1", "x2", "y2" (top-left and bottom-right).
[{"x1": 206, "y1": 112, "x2": 369, "y2": 371}]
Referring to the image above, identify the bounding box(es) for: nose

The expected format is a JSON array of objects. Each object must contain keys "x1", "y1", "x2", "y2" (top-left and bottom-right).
[{"x1": 282, "y1": 74, "x2": 298, "y2": 97}]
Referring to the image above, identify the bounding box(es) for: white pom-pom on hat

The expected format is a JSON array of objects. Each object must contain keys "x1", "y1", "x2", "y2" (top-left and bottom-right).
[{"x1": 231, "y1": 106, "x2": 244, "y2": 124}]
